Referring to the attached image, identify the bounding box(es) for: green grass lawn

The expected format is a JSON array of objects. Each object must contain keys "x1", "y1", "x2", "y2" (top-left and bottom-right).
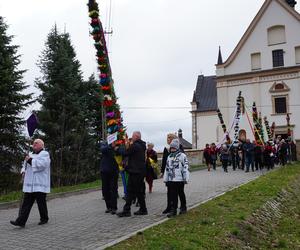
[
  {"x1": 109, "y1": 163, "x2": 300, "y2": 250},
  {"x1": 0, "y1": 180, "x2": 101, "y2": 203}
]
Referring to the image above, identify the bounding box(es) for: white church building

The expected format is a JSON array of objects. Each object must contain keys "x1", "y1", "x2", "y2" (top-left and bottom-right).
[{"x1": 191, "y1": 0, "x2": 300, "y2": 157}]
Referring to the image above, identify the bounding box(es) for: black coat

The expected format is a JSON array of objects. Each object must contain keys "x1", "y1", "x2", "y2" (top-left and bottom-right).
[
  {"x1": 124, "y1": 139, "x2": 146, "y2": 175},
  {"x1": 100, "y1": 144, "x2": 119, "y2": 173}
]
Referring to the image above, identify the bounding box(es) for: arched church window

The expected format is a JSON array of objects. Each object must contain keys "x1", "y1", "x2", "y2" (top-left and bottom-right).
[
  {"x1": 275, "y1": 83, "x2": 284, "y2": 90},
  {"x1": 269, "y1": 81, "x2": 290, "y2": 93}
]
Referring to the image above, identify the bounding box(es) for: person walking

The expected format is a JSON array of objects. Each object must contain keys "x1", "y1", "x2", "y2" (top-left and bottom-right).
[
  {"x1": 10, "y1": 139, "x2": 51, "y2": 227},
  {"x1": 203, "y1": 144, "x2": 212, "y2": 171},
  {"x1": 100, "y1": 141, "x2": 119, "y2": 215},
  {"x1": 210, "y1": 143, "x2": 218, "y2": 170},
  {"x1": 145, "y1": 142, "x2": 157, "y2": 193},
  {"x1": 278, "y1": 139, "x2": 288, "y2": 166},
  {"x1": 117, "y1": 131, "x2": 147, "y2": 217},
  {"x1": 254, "y1": 143, "x2": 263, "y2": 170},
  {"x1": 243, "y1": 139, "x2": 255, "y2": 172},
  {"x1": 161, "y1": 133, "x2": 185, "y2": 214},
  {"x1": 264, "y1": 141, "x2": 274, "y2": 170},
  {"x1": 163, "y1": 139, "x2": 189, "y2": 217},
  {"x1": 230, "y1": 145, "x2": 239, "y2": 171},
  {"x1": 161, "y1": 133, "x2": 177, "y2": 214},
  {"x1": 219, "y1": 144, "x2": 230, "y2": 172}
]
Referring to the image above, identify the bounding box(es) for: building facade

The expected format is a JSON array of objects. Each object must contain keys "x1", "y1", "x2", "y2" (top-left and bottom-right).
[{"x1": 191, "y1": 0, "x2": 300, "y2": 155}]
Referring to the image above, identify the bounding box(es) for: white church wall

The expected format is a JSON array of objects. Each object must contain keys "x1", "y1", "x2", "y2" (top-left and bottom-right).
[
  {"x1": 195, "y1": 114, "x2": 219, "y2": 149},
  {"x1": 224, "y1": 0, "x2": 300, "y2": 75},
  {"x1": 217, "y1": 75, "x2": 300, "y2": 142}
]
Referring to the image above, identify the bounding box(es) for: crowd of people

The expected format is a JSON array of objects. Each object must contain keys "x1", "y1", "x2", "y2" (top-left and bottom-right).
[
  {"x1": 10, "y1": 133, "x2": 297, "y2": 228},
  {"x1": 203, "y1": 136, "x2": 297, "y2": 173},
  {"x1": 99, "y1": 131, "x2": 190, "y2": 219},
  {"x1": 10, "y1": 132, "x2": 190, "y2": 228}
]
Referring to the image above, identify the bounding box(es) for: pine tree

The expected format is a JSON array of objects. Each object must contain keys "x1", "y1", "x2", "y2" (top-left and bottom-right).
[
  {"x1": 0, "y1": 16, "x2": 32, "y2": 177},
  {"x1": 36, "y1": 27, "x2": 102, "y2": 186},
  {"x1": 0, "y1": 17, "x2": 32, "y2": 194},
  {"x1": 79, "y1": 74, "x2": 103, "y2": 181}
]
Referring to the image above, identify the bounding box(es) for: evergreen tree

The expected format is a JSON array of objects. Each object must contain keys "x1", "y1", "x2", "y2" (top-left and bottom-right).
[
  {"x1": 79, "y1": 74, "x2": 103, "y2": 181},
  {"x1": 0, "y1": 16, "x2": 32, "y2": 179},
  {"x1": 36, "y1": 27, "x2": 102, "y2": 186}
]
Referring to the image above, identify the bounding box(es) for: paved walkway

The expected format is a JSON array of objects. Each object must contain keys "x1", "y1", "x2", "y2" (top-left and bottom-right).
[{"x1": 0, "y1": 168, "x2": 266, "y2": 249}]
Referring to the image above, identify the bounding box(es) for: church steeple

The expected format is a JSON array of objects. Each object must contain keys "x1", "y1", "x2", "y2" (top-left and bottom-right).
[
  {"x1": 286, "y1": 0, "x2": 297, "y2": 8},
  {"x1": 217, "y1": 46, "x2": 223, "y2": 65}
]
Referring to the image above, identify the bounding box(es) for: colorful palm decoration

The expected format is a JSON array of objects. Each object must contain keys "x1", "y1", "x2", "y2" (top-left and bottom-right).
[{"x1": 87, "y1": 0, "x2": 125, "y2": 145}]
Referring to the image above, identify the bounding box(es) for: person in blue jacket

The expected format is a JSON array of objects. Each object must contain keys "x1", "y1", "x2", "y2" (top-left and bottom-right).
[{"x1": 243, "y1": 139, "x2": 255, "y2": 172}]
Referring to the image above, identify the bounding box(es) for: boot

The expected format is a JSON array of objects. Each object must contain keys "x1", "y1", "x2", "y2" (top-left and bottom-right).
[
  {"x1": 117, "y1": 211, "x2": 131, "y2": 217},
  {"x1": 167, "y1": 209, "x2": 177, "y2": 218},
  {"x1": 162, "y1": 207, "x2": 171, "y2": 214},
  {"x1": 133, "y1": 209, "x2": 148, "y2": 215}
]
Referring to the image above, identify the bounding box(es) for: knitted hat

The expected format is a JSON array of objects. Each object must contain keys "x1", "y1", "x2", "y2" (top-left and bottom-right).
[{"x1": 170, "y1": 139, "x2": 180, "y2": 150}]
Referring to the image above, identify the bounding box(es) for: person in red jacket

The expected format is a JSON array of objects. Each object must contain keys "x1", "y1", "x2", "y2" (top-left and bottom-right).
[
  {"x1": 203, "y1": 144, "x2": 212, "y2": 171},
  {"x1": 210, "y1": 143, "x2": 218, "y2": 170}
]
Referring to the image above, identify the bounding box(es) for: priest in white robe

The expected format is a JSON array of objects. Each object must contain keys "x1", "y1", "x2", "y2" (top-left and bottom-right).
[{"x1": 10, "y1": 139, "x2": 51, "y2": 227}]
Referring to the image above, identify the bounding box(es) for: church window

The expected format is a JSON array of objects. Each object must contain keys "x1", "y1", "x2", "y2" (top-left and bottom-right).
[
  {"x1": 268, "y1": 25, "x2": 286, "y2": 46},
  {"x1": 251, "y1": 53, "x2": 261, "y2": 70},
  {"x1": 273, "y1": 96, "x2": 287, "y2": 114},
  {"x1": 272, "y1": 49, "x2": 284, "y2": 67},
  {"x1": 296, "y1": 46, "x2": 300, "y2": 64}
]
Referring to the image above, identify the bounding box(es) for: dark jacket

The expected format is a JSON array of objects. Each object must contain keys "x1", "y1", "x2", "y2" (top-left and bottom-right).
[
  {"x1": 124, "y1": 139, "x2": 146, "y2": 175},
  {"x1": 161, "y1": 147, "x2": 169, "y2": 174},
  {"x1": 243, "y1": 142, "x2": 254, "y2": 158},
  {"x1": 254, "y1": 145, "x2": 263, "y2": 160},
  {"x1": 100, "y1": 143, "x2": 119, "y2": 173}
]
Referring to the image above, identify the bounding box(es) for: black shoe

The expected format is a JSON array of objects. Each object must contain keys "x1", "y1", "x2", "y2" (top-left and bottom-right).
[
  {"x1": 111, "y1": 209, "x2": 117, "y2": 215},
  {"x1": 10, "y1": 220, "x2": 25, "y2": 228},
  {"x1": 105, "y1": 208, "x2": 112, "y2": 213},
  {"x1": 162, "y1": 208, "x2": 171, "y2": 214},
  {"x1": 167, "y1": 211, "x2": 177, "y2": 218},
  {"x1": 179, "y1": 208, "x2": 187, "y2": 215},
  {"x1": 117, "y1": 211, "x2": 131, "y2": 217},
  {"x1": 38, "y1": 220, "x2": 48, "y2": 225},
  {"x1": 134, "y1": 210, "x2": 148, "y2": 215}
]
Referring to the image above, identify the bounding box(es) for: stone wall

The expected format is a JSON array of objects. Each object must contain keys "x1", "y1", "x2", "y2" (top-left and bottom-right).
[{"x1": 157, "y1": 149, "x2": 204, "y2": 166}]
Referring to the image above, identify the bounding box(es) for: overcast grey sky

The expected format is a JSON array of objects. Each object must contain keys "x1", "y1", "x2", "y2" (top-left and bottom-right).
[{"x1": 1, "y1": 0, "x2": 299, "y2": 150}]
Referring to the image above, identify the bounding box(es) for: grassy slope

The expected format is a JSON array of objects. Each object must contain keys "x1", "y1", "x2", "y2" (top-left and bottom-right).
[{"x1": 110, "y1": 163, "x2": 300, "y2": 250}]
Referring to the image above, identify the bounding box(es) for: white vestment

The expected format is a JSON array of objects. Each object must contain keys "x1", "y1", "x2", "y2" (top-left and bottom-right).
[{"x1": 21, "y1": 150, "x2": 51, "y2": 193}]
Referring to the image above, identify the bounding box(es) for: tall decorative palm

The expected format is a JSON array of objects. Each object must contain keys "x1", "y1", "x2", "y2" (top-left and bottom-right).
[{"x1": 87, "y1": 0, "x2": 126, "y2": 145}]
